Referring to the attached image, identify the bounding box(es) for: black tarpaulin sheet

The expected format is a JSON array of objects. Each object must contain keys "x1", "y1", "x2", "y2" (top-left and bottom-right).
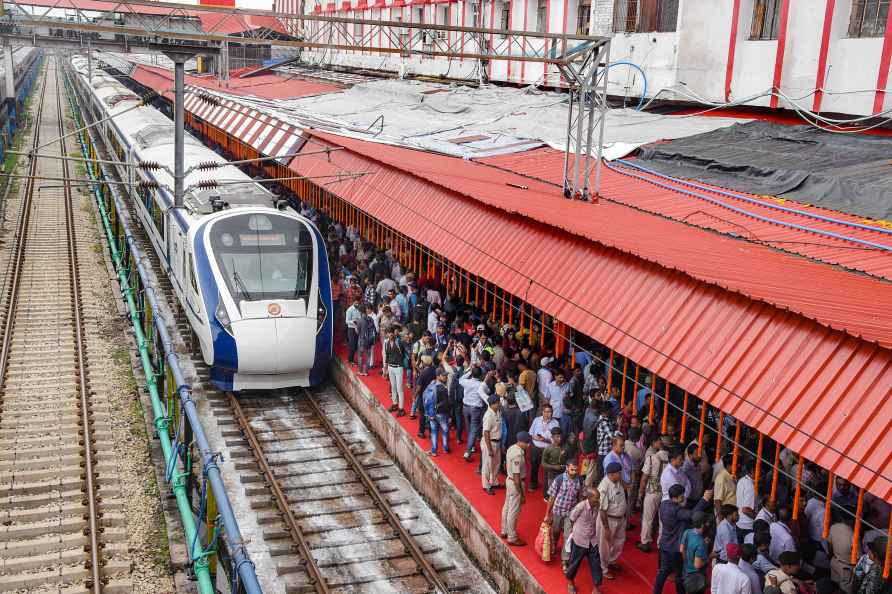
[{"x1": 635, "y1": 120, "x2": 892, "y2": 221}]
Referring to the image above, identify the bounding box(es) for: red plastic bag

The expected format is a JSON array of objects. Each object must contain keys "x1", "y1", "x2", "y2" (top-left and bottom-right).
[{"x1": 534, "y1": 521, "x2": 552, "y2": 562}]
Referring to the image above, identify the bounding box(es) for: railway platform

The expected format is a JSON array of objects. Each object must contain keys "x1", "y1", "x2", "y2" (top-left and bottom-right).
[{"x1": 329, "y1": 339, "x2": 656, "y2": 594}]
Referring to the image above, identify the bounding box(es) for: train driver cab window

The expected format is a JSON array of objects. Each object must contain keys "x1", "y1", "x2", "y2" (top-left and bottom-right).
[{"x1": 210, "y1": 213, "x2": 313, "y2": 304}]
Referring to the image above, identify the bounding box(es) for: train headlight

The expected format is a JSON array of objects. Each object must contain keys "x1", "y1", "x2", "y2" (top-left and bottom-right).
[
  {"x1": 316, "y1": 300, "x2": 327, "y2": 335},
  {"x1": 215, "y1": 295, "x2": 233, "y2": 336}
]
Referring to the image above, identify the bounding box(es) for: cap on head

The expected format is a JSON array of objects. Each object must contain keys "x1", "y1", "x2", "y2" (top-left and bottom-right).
[
  {"x1": 605, "y1": 462, "x2": 622, "y2": 475},
  {"x1": 516, "y1": 431, "x2": 532, "y2": 444},
  {"x1": 725, "y1": 543, "x2": 741, "y2": 559},
  {"x1": 488, "y1": 394, "x2": 500, "y2": 405}
]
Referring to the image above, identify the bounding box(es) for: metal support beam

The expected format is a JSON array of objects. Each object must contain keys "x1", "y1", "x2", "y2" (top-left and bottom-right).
[
  {"x1": 163, "y1": 51, "x2": 193, "y2": 209},
  {"x1": 557, "y1": 39, "x2": 610, "y2": 202}
]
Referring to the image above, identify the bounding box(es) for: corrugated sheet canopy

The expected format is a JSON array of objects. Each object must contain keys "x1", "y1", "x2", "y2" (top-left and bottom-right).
[
  {"x1": 291, "y1": 131, "x2": 892, "y2": 502},
  {"x1": 184, "y1": 91, "x2": 303, "y2": 162},
  {"x1": 479, "y1": 148, "x2": 892, "y2": 283}
]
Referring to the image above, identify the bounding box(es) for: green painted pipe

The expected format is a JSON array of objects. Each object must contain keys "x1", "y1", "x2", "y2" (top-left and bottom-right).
[{"x1": 61, "y1": 73, "x2": 217, "y2": 594}]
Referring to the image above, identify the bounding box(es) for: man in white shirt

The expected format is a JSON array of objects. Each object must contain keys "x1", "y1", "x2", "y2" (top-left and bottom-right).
[
  {"x1": 459, "y1": 367, "x2": 487, "y2": 461},
  {"x1": 768, "y1": 506, "x2": 797, "y2": 565},
  {"x1": 546, "y1": 371, "x2": 570, "y2": 436},
  {"x1": 803, "y1": 492, "x2": 826, "y2": 543},
  {"x1": 736, "y1": 459, "x2": 757, "y2": 542},
  {"x1": 376, "y1": 275, "x2": 397, "y2": 301},
  {"x1": 660, "y1": 448, "x2": 691, "y2": 501},
  {"x1": 536, "y1": 359, "x2": 553, "y2": 408},
  {"x1": 712, "y1": 543, "x2": 752, "y2": 594}
]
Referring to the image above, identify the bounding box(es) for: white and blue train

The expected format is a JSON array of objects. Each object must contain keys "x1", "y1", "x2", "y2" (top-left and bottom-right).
[{"x1": 68, "y1": 55, "x2": 332, "y2": 391}]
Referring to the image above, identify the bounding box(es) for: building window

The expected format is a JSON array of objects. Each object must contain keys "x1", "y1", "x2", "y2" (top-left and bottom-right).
[
  {"x1": 849, "y1": 0, "x2": 889, "y2": 37},
  {"x1": 577, "y1": 0, "x2": 591, "y2": 34},
  {"x1": 537, "y1": 0, "x2": 547, "y2": 33},
  {"x1": 613, "y1": 0, "x2": 678, "y2": 33},
  {"x1": 500, "y1": 3, "x2": 510, "y2": 30},
  {"x1": 750, "y1": 0, "x2": 782, "y2": 40}
]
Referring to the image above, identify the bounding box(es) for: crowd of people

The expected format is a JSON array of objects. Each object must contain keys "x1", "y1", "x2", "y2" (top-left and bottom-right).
[{"x1": 311, "y1": 204, "x2": 891, "y2": 594}]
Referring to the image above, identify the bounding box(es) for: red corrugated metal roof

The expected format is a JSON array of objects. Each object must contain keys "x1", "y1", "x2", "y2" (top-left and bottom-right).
[
  {"x1": 196, "y1": 12, "x2": 288, "y2": 35},
  {"x1": 130, "y1": 64, "x2": 338, "y2": 101},
  {"x1": 478, "y1": 147, "x2": 892, "y2": 283},
  {"x1": 306, "y1": 132, "x2": 892, "y2": 348},
  {"x1": 290, "y1": 131, "x2": 892, "y2": 501}
]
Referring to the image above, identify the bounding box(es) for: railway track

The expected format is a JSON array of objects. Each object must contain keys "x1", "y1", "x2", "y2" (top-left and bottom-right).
[
  {"x1": 221, "y1": 387, "x2": 488, "y2": 594},
  {"x1": 0, "y1": 58, "x2": 131, "y2": 593}
]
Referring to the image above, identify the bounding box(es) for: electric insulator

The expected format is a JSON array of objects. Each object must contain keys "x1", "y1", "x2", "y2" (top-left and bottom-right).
[
  {"x1": 137, "y1": 161, "x2": 161, "y2": 170},
  {"x1": 196, "y1": 161, "x2": 222, "y2": 171},
  {"x1": 195, "y1": 180, "x2": 219, "y2": 189},
  {"x1": 136, "y1": 180, "x2": 159, "y2": 190}
]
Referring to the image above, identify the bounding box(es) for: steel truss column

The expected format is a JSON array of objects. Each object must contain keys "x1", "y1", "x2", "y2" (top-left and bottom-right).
[
  {"x1": 557, "y1": 39, "x2": 609, "y2": 202},
  {"x1": 164, "y1": 51, "x2": 194, "y2": 209}
]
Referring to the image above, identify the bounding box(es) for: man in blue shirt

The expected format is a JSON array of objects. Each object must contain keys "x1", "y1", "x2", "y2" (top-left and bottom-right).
[
  {"x1": 714, "y1": 504, "x2": 740, "y2": 562},
  {"x1": 681, "y1": 512, "x2": 709, "y2": 577}
]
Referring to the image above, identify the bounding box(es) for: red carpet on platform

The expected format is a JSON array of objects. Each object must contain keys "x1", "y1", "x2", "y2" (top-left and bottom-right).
[{"x1": 333, "y1": 342, "x2": 663, "y2": 594}]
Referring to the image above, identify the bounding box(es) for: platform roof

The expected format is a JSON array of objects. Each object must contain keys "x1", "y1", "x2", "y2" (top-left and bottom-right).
[
  {"x1": 130, "y1": 63, "x2": 339, "y2": 101},
  {"x1": 479, "y1": 148, "x2": 892, "y2": 283},
  {"x1": 289, "y1": 130, "x2": 892, "y2": 501}
]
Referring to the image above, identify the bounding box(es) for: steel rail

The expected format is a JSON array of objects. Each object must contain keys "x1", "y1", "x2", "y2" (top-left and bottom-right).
[
  {"x1": 302, "y1": 389, "x2": 450, "y2": 594},
  {"x1": 225, "y1": 391, "x2": 331, "y2": 594},
  {"x1": 0, "y1": 59, "x2": 47, "y2": 396},
  {"x1": 55, "y1": 55, "x2": 103, "y2": 594}
]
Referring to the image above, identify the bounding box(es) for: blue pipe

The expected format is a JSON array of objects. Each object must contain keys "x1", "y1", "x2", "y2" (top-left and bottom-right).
[
  {"x1": 614, "y1": 158, "x2": 892, "y2": 239},
  {"x1": 605, "y1": 159, "x2": 892, "y2": 253},
  {"x1": 607, "y1": 61, "x2": 648, "y2": 111}
]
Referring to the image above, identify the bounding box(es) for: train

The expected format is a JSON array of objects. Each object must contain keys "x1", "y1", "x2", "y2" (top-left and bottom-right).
[{"x1": 66, "y1": 54, "x2": 333, "y2": 391}]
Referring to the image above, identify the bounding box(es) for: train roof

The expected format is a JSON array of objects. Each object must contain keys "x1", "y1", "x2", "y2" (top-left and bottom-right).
[{"x1": 69, "y1": 55, "x2": 276, "y2": 217}]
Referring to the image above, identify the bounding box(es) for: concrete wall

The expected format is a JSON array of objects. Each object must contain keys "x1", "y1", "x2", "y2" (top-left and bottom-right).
[
  {"x1": 296, "y1": 0, "x2": 892, "y2": 116},
  {"x1": 330, "y1": 358, "x2": 545, "y2": 594}
]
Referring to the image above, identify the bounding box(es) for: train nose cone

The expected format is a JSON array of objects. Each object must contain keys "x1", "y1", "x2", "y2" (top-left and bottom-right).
[{"x1": 231, "y1": 301, "x2": 315, "y2": 374}]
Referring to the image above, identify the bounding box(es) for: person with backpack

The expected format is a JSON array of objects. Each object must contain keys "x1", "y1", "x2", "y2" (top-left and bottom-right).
[
  {"x1": 356, "y1": 305, "x2": 377, "y2": 376},
  {"x1": 425, "y1": 367, "x2": 452, "y2": 456},
  {"x1": 413, "y1": 355, "x2": 436, "y2": 438},
  {"x1": 447, "y1": 353, "x2": 465, "y2": 443},
  {"x1": 545, "y1": 460, "x2": 585, "y2": 571}
]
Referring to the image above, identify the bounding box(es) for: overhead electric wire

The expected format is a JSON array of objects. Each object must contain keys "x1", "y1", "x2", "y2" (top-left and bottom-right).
[{"x1": 293, "y1": 132, "x2": 892, "y2": 489}]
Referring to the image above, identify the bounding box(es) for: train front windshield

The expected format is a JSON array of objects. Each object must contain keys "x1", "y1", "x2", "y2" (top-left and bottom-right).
[{"x1": 211, "y1": 213, "x2": 313, "y2": 303}]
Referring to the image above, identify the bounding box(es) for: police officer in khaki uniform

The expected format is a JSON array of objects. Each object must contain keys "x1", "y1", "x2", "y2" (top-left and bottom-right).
[
  {"x1": 502, "y1": 431, "x2": 532, "y2": 546},
  {"x1": 598, "y1": 461, "x2": 627, "y2": 579},
  {"x1": 636, "y1": 434, "x2": 667, "y2": 553},
  {"x1": 481, "y1": 394, "x2": 502, "y2": 495}
]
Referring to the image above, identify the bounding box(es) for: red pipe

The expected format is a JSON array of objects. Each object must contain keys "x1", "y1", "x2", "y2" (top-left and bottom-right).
[
  {"x1": 770, "y1": 0, "x2": 792, "y2": 109},
  {"x1": 520, "y1": 0, "x2": 528, "y2": 82},
  {"x1": 812, "y1": 0, "x2": 836, "y2": 113},
  {"x1": 873, "y1": 3, "x2": 892, "y2": 114},
  {"x1": 724, "y1": 0, "x2": 742, "y2": 103}
]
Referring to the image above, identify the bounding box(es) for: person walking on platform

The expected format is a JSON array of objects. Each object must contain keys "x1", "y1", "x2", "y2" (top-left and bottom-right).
[
  {"x1": 565, "y1": 487, "x2": 604, "y2": 594},
  {"x1": 654, "y1": 484, "x2": 713, "y2": 594},
  {"x1": 460, "y1": 366, "x2": 486, "y2": 462},
  {"x1": 384, "y1": 327, "x2": 407, "y2": 416},
  {"x1": 545, "y1": 460, "x2": 584, "y2": 570},
  {"x1": 345, "y1": 297, "x2": 361, "y2": 365},
  {"x1": 481, "y1": 394, "x2": 503, "y2": 495},
  {"x1": 529, "y1": 404, "x2": 560, "y2": 490},
  {"x1": 502, "y1": 431, "x2": 532, "y2": 546},
  {"x1": 598, "y1": 462, "x2": 627, "y2": 580},
  {"x1": 637, "y1": 433, "x2": 667, "y2": 553}
]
